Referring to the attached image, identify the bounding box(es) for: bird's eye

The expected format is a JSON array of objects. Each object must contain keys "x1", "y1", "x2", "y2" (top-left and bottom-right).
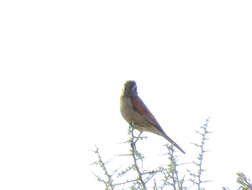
[{"x1": 131, "y1": 84, "x2": 136, "y2": 92}]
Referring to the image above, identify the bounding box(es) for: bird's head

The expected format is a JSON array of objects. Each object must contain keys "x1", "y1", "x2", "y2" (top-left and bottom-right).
[{"x1": 123, "y1": 80, "x2": 138, "y2": 97}]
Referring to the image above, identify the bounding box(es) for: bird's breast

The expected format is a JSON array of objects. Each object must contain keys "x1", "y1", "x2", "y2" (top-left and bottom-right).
[{"x1": 120, "y1": 96, "x2": 134, "y2": 123}]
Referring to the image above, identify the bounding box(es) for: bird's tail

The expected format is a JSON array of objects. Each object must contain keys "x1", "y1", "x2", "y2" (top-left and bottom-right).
[{"x1": 162, "y1": 134, "x2": 185, "y2": 154}]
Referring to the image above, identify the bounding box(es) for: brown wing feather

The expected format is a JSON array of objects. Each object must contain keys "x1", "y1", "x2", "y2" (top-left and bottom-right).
[
  {"x1": 130, "y1": 96, "x2": 167, "y2": 134},
  {"x1": 130, "y1": 96, "x2": 186, "y2": 154}
]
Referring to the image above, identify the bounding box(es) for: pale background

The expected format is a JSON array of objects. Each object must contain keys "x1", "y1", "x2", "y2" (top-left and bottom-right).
[{"x1": 1, "y1": 0, "x2": 252, "y2": 189}]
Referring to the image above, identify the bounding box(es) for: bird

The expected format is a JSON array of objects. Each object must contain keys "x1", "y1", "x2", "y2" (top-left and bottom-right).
[{"x1": 120, "y1": 80, "x2": 185, "y2": 154}]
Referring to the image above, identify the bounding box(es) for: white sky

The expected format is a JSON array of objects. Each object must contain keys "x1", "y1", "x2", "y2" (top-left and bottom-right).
[{"x1": 1, "y1": 0, "x2": 252, "y2": 189}]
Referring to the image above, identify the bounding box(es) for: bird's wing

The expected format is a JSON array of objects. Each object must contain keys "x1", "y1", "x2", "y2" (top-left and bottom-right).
[
  {"x1": 130, "y1": 96, "x2": 186, "y2": 154},
  {"x1": 130, "y1": 96, "x2": 166, "y2": 134}
]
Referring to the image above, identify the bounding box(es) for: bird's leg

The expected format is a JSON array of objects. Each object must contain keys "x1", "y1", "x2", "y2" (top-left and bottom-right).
[
  {"x1": 129, "y1": 121, "x2": 135, "y2": 128},
  {"x1": 129, "y1": 122, "x2": 136, "y2": 137},
  {"x1": 131, "y1": 131, "x2": 143, "y2": 145},
  {"x1": 129, "y1": 122, "x2": 139, "y2": 145},
  {"x1": 129, "y1": 121, "x2": 144, "y2": 142},
  {"x1": 136, "y1": 131, "x2": 143, "y2": 140}
]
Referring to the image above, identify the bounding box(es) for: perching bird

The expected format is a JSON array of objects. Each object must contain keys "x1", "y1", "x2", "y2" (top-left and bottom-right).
[{"x1": 120, "y1": 80, "x2": 185, "y2": 154}]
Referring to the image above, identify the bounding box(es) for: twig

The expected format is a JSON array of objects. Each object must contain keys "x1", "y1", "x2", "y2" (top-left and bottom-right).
[{"x1": 130, "y1": 125, "x2": 147, "y2": 190}]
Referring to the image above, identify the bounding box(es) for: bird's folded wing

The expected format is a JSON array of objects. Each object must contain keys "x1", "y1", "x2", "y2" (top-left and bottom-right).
[{"x1": 130, "y1": 96, "x2": 166, "y2": 133}]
